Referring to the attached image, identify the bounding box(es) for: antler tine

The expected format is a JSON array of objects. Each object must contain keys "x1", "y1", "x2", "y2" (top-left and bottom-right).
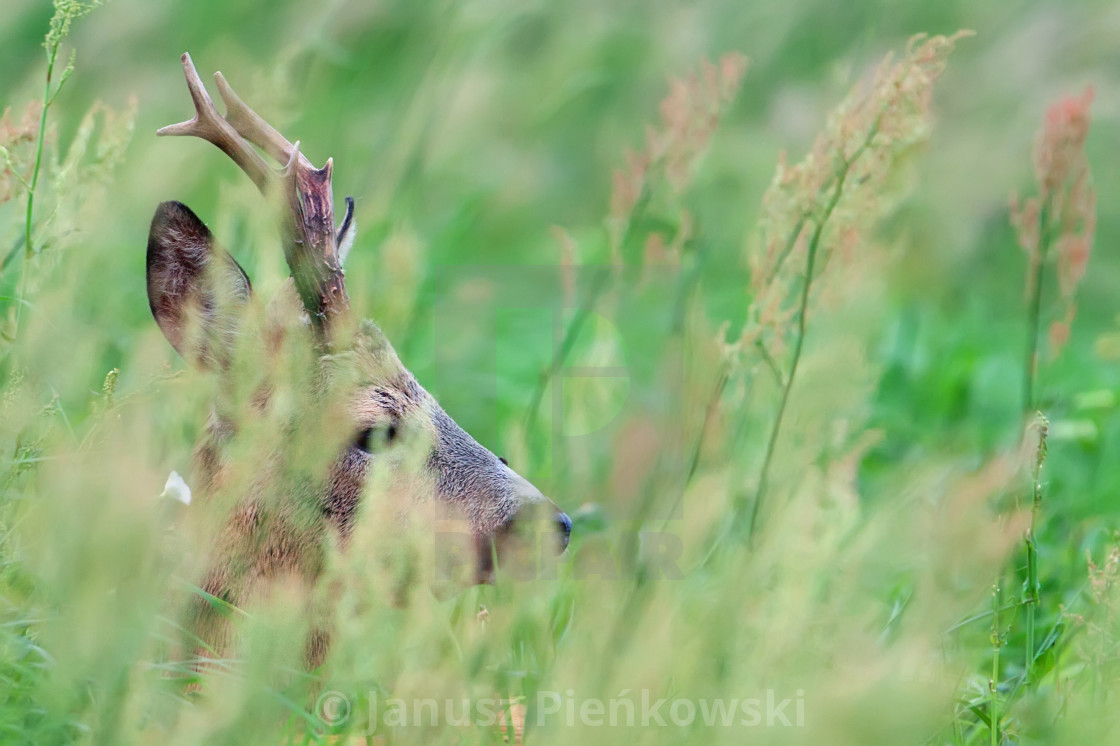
[
  {"x1": 276, "y1": 140, "x2": 350, "y2": 329},
  {"x1": 213, "y1": 71, "x2": 316, "y2": 172},
  {"x1": 159, "y1": 52, "x2": 350, "y2": 341},
  {"x1": 158, "y1": 53, "x2": 272, "y2": 192}
]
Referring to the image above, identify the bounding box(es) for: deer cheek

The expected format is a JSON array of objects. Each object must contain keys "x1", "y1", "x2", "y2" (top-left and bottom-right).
[{"x1": 323, "y1": 449, "x2": 369, "y2": 538}]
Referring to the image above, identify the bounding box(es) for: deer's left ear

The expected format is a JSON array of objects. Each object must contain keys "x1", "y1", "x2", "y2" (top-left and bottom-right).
[
  {"x1": 336, "y1": 196, "x2": 356, "y2": 266},
  {"x1": 146, "y1": 200, "x2": 252, "y2": 369}
]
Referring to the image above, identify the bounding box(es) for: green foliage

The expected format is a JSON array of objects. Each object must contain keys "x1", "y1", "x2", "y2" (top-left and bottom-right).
[
  {"x1": 1, "y1": 0, "x2": 1119, "y2": 744},
  {"x1": 45, "y1": 0, "x2": 105, "y2": 50}
]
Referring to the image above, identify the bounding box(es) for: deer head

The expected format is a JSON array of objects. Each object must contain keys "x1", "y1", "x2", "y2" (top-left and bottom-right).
[{"x1": 146, "y1": 54, "x2": 570, "y2": 658}]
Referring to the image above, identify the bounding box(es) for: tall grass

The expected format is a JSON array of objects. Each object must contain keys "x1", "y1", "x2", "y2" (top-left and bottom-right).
[{"x1": 1, "y1": 1, "x2": 1120, "y2": 744}]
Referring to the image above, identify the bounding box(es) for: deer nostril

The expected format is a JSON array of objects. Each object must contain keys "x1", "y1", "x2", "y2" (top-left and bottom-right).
[{"x1": 556, "y1": 512, "x2": 572, "y2": 553}]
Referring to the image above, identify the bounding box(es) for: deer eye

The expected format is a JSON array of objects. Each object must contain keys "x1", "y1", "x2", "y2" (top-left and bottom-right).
[{"x1": 353, "y1": 422, "x2": 398, "y2": 454}]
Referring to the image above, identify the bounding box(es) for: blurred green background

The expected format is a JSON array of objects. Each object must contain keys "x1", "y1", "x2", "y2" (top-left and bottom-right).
[
  {"x1": 3, "y1": 0, "x2": 1118, "y2": 451},
  {"x1": 2, "y1": 0, "x2": 1120, "y2": 743}
]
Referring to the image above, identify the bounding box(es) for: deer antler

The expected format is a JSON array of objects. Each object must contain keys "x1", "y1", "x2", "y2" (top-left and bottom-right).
[
  {"x1": 159, "y1": 53, "x2": 351, "y2": 338},
  {"x1": 157, "y1": 54, "x2": 272, "y2": 192},
  {"x1": 213, "y1": 71, "x2": 313, "y2": 171}
]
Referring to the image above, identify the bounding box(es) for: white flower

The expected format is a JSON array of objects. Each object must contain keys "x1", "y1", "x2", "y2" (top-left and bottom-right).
[{"x1": 161, "y1": 470, "x2": 192, "y2": 506}]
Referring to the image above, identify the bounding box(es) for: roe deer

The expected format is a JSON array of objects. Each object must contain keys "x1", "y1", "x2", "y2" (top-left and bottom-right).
[{"x1": 147, "y1": 53, "x2": 571, "y2": 666}]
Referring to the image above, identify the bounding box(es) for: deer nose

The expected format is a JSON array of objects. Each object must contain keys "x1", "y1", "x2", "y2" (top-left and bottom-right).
[{"x1": 556, "y1": 511, "x2": 572, "y2": 553}]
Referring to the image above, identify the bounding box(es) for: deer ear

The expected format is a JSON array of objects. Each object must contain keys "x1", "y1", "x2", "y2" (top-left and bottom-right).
[
  {"x1": 146, "y1": 201, "x2": 252, "y2": 368},
  {"x1": 337, "y1": 196, "x2": 356, "y2": 266}
]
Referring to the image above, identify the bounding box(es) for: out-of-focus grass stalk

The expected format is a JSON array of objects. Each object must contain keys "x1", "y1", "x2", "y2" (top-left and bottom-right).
[
  {"x1": 12, "y1": 50, "x2": 59, "y2": 334},
  {"x1": 745, "y1": 123, "x2": 879, "y2": 542},
  {"x1": 25, "y1": 2, "x2": 102, "y2": 260},
  {"x1": 682, "y1": 215, "x2": 805, "y2": 494},
  {"x1": 525, "y1": 54, "x2": 746, "y2": 434},
  {"x1": 10, "y1": 0, "x2": 104, "y2": 335},
  {"x1": 1023, "y1": 412, "x2": 1049, "y2": 689},
  {"x1": 990, "y1": 577, "x2": 1002, "y2": 746},
  {"x1": 1022, "y1": 204, "x2": 1050, "y2": 414},
  {"x1": 523, "y1": 262, "x2": 614, "y2": 434},
  {"x1": 1016, "y1": 87, "x2": 1094, "y2": 414},
  {"x1": 23, "y1": 49, "x2": 58, "y2": 262},
  {"x1": 684, "y1": 366, "x2": 728, "y2": 486},
  {"x1": 521, "y1": 142, "x2": 653, "y2": 436},
  {"x1": 1010, "y1": 88, "x2": 1093, "y2": 700}
]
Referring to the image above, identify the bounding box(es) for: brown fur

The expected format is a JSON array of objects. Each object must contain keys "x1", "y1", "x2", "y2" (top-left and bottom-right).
[
  {"x1": 147, "y1": 202, "x2": 569, "y2": 669},
  {"x1": 148, "y1": 56, "x2": 568, "y2": 673}
]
